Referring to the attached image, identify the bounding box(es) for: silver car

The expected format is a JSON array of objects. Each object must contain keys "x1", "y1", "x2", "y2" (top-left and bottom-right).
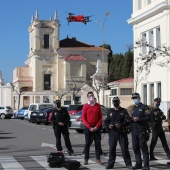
[
  {"x1": 69, "y1": 107, "x2": 110, "y2": 133},
  {"x1": 0, "y1": 106, "x2": 14, "y2": 119}
]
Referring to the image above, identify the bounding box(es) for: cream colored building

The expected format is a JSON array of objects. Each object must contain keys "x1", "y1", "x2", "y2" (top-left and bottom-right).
[
  {"x1": 12, "y1": 10, "x2": 109, "y2": 109},
  {"x1": 107, "y1": 78, "x2": 134, "y2": 108},
  {"x1": 128, "y1": 0, "x2": 170, "y2": 114}
]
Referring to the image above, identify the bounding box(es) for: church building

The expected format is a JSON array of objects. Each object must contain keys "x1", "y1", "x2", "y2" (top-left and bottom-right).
[{"x1": 12, "y1": 10, "x2": 109, "y2": 109}]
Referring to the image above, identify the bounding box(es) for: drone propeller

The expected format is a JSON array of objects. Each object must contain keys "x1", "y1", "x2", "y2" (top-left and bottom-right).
[
  {"x1": 68, "y1": 12, "x2": 75, "y2": 16},
  {"x1": 86, "y1": 20, "x2": 92, "y2": 22},
  {"x1": 84, "y1": 15, "x2": 94, "y2": 18}
]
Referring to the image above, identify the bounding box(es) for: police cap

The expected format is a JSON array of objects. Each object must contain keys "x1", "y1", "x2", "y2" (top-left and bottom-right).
[
  {"x1": 54, "y1": 100, "x2": 61, "y2": 104},
  {"x1": 112, "y1": 96, "x2": 120, "y2": 102},
  {"x1": 154, "y1": 97, "x2": 161, "y2": 102},
  {"x1": 131, "y1": 93, "x2": 140, "y2": 99}
]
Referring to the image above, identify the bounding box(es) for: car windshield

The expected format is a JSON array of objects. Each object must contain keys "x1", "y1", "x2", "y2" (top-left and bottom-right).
[
  {"x1": 39, "y1": 105, "x2": 53, "y2": 110},
  {"x1": 43, "y1": 108, "x2": 53, "y2": 112},
  {"x1": 38, "y1": 107, "x2": 53, "y2": 111},
  {"x1": 6, "y1": 106, "x2": 12, "y2": 110},
  {"x1": 21, "y1": 106, "x2": 28, "y2": 110},
  {"x1": 68, "y1": 105, "x2": 83, "y2": 111}
]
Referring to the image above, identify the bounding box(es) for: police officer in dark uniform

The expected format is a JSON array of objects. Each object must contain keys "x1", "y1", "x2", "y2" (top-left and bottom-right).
[
  {"x1": 105, "y1": 97, "x2": 132, "y2": 169},
  {"x1": 131, "y1": 93, "x2": 150, "y2": 170},
  {"x1": 150, "y1": 97, "x2": 170, "y2": 160},
  {"x1": 51, "y1": 100, "x2": 75, "y2": 156}
]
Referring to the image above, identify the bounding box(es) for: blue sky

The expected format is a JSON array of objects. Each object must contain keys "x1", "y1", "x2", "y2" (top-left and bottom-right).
[{"x1": 0, "y1": 0, "x2": 133, "y2": 83}]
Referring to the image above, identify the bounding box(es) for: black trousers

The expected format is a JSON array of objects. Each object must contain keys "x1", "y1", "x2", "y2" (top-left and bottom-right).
[
  {"x1": 84, "y1": 126, "x2": 101, "y2": 160},
  {"x1": 108, "y1": 130, "x2": 132, "y2": 167},
  {"x1": 132, "y1": 132, "x2": 149, "y2": 167},
  {"x1": 54, "y1": 125, "x2": 73, "y2": 152},
  {"x1": 150, "y1": 128, "x2": 170, "y2": 156}
]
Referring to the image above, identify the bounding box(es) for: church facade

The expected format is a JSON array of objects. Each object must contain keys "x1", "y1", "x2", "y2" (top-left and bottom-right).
[{"x1": 12, "y1": 10, "x2": 109, "y2": 109}]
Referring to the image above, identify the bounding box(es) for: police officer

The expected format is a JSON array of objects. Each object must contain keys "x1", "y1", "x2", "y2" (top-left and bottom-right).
[
  {"x1": 105, "y1": 97, "x2": 132, "y2": 169},
  {"x1": 51, "y1": 100, "x2": 75, "y2": 156},
  {"x1": 131, "y1": 93, "x2": 150, "y2": 170},
  {"x1": 150, "y1": 97, "x2": 170, "y2": 160}
]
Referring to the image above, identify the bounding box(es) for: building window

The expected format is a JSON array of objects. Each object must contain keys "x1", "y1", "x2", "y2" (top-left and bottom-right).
[
  {"x1": 142, "y1": 33, "x2": 147, "y2": 55},
  {"x1": 111, "y1": 89, "x2": 117, "y2": 95},
  {"x1": 64, "y1": 96, "x2": 71, "y2": 105},
  {"x1": 143, "y1": 85, "x2": 147, "y2": 104},
  {"x1": 149, "y1": 30, "x2": 154, "y2": 52},
  {"x1": 147, "y1": 0, "x2": 151, "y2": 4},
  {"x1": 44, "y1": 34, "x2": 49, "y2": 49},
  {"x1": 75, "y1": 96, "x2": 81, "y2": 104},
  {"x1": 141, "y1": 27, "x2": 160, "y2": 55},
  {"x1": 158, "y1": 82, "x2": 161, "y2": 98},
  {"x1": 70, "y1": 65, "x2": 81, "y2": 77},
  {"x1": 138, "y1": 0, "x2": 142, "y2": 10},
  {"x1": 156, "y1": 27, "x2": 161, "y2": 47},
  {"x1": 44, "y1": 74, "x2": 51, "y2": 90},
  {"x1": 120, "y1": 88, "x2": 132, "y2": 95},
  {"x1": 150, "y1": 84, "x2": 154, "y2": 105}
]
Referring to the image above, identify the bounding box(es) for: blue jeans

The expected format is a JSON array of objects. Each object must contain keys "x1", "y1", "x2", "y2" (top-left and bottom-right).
[{"x1": 84, "y1": 126, "x2": 101, "y2": 160}]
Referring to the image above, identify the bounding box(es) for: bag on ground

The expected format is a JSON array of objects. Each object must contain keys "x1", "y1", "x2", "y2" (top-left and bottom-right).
[
  {"x1": 64, "y1": 160, "x2": 81, "y2": 170},
  {"x1": 47, "y1": 152, "x2": 65, "y2": 168}
]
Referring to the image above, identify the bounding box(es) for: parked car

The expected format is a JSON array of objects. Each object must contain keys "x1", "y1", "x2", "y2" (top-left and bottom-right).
[
  {"x1": 0, "y1": 106, "x2": 14, "y2": 119},
  {"x1": 67, "y1": 104, "x2": 83, "y2": 115},
  {"x1": 69, "y1": 107, "x2": 110, "y2": 133},
  {"x1": 26, "y1": 103, "x2": 54, "y2": 120},
  {"x1": 29, "y1": 107, "x2": 53, "y2": 123},
  {"x1": 14, "y1": 106, "x2": 28, "y2": 119},
  {"x1": 36, "y1": 107, "x2": 54, "y2": 125}
]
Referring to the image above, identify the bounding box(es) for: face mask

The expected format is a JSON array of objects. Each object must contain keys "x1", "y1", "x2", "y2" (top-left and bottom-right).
[
  {"x1": 113, "y1": 102, "x2": 119, "y2": 107},
  {"x1": 89, "y1": 96, "x2": 94, "y2": 102},
  {"x1": 133, "y1": 99, "x2": 139, "y2": 105},
  {"x1": 56, "y1": 103, "x2": 61, "y2": 108},
  {"x1": 156, "y1": 103, "x2": 160, "y2": 107}
]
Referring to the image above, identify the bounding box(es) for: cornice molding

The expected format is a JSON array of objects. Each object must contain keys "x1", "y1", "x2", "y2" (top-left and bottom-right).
[{"x1": 128, "y1": 1, "x2": 170, "y2": 25}]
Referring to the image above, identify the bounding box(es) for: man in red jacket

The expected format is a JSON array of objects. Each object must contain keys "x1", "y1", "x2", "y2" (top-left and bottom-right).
[{"x1": 82, "y1": 91, "x2": 102, "y2": 165}]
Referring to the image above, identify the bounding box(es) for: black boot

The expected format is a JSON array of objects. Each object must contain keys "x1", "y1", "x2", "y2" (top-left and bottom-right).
[
  {"x1": 105, "y1": 164, "x2": 114, "y2": 169},
  {"x1": 132, "y1": 164, "x2": 142, "y2": 169},
  {"x1": 142, "y1": 166, "x2": 150, "y2": 170},
  {"x1": 150, "y1": 150, "x2": 157, "y2": 161},
  {"x1": 150, "y1": 155, "x2": 157, "y2": 161}
]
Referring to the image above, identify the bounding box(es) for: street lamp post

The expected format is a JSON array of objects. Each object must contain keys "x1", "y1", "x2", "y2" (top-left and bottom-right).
[{"x1": 96, "y1": 12, "x2": 110, "y2": 105}]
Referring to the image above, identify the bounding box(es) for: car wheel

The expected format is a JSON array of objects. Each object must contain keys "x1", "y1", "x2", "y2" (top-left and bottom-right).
[
  {"x1": 36, "y1": 122, "x2": 41, "y2": 124},
  {"x1": 0, "y1": 113, "x2": 6, "y2": 119},
  {"x1": 44, "y1": 122, "x2": 49, "y2": 125},
  {"x1": 76, "y1": 129, "x2": 84, "y2": 133}
]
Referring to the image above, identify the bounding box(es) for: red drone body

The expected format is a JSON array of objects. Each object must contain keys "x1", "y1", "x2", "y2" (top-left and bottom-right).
[{"x1": 66, "y1": 13, "x2": 92, "y2": 25}]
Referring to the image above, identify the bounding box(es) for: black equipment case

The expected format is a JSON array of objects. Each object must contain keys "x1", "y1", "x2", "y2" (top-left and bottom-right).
[
  {"x1": 64, "y1": 160, "x2": 81, "y2": 170},
  {"x1": 47, "y1": 152, "x2": 65, "y2": 168}
]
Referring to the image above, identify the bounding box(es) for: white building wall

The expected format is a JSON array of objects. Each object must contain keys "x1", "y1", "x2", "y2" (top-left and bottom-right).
[
  {"x1": 0, "y1": 84, "x2": 13, "y2": 108},
  {"x1": 129, "y1": 0, "x2": 170, "y2": 115}
]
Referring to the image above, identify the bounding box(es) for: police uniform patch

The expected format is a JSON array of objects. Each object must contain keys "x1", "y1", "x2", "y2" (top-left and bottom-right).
[
  {"x1": 120, "y1": 113, "x2": 124, "y2": 115},
  {"x1": 145, "y1": 110, "x2": 150, "y2": 114},
  {"x1": 139, "y1": 109, "x2": 142, "y2": 111},
  {"x1": 154, "y1": 112, "x2": 158, "y2": 115},
  {"x1": 110, "y1": 113, "x2": 112, "y2": 116}
]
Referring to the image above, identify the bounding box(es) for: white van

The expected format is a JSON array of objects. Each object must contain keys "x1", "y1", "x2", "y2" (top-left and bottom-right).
[{"x1": 26, "y1": 103, "x2": 54, "y2": 120}]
